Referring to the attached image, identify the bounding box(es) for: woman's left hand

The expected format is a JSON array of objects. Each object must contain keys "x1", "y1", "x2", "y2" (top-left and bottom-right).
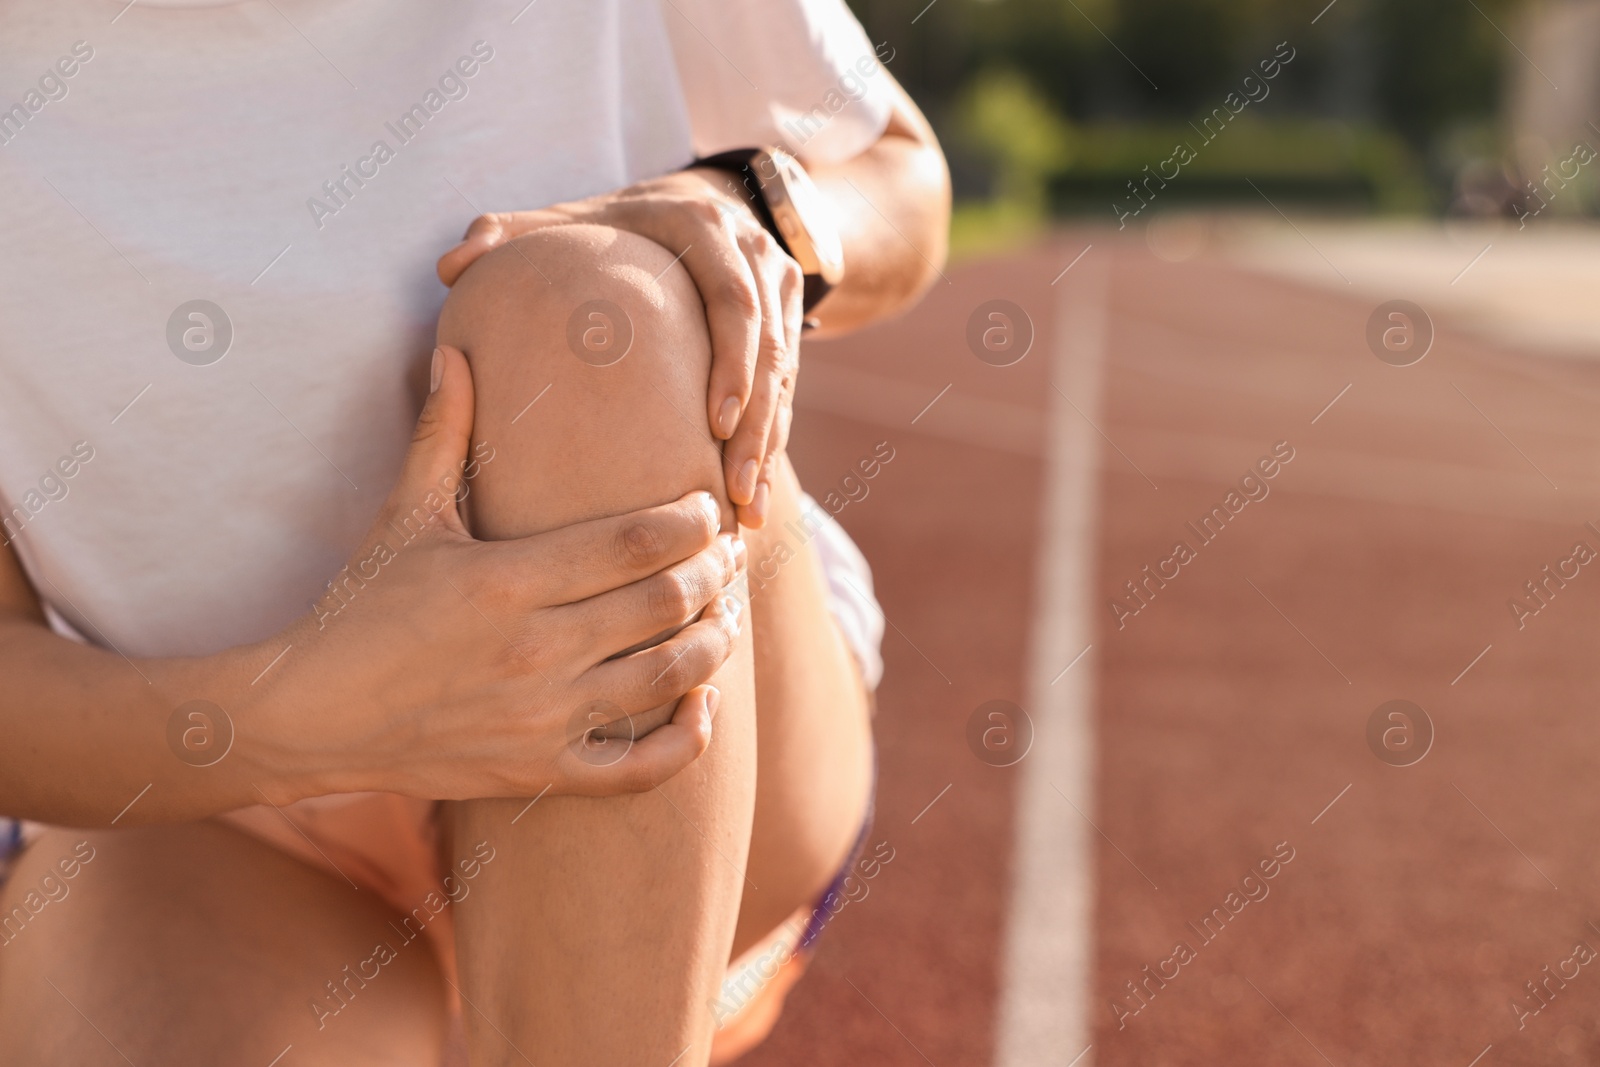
[{"x1": 437, "y1": 169, "x2": 804, "y2": 529}]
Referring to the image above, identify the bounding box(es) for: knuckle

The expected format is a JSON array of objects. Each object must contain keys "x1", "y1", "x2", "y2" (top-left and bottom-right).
[
  {"x1": 680, "y1": 495, "x2": 718, "y2": 541},
  {"x1": 652, "y1": 653, "x2": 692, "y2": 695},
  {"x1": 617, "y1": 520, "x2": 667, "y2": 570},
  {"x1": 484, "y1": 636, "x2": 531, "y2": 682},
  {"x1": 715, "y1": 278, "x2": 761, "y2": 318},
  {"x1": 744, "y1": 227, "x2": 778, "y2": 257},
  {"x1": 715, "y1": 545, "x2": 738, "y2": 588},
  {"x1": 702, "y1": 620, "x2": 734, "y2": 668},
  {"x1": 681, "y1": 560, "x2": 716, "y2": 605},
  {"x1": 646, "y1": 572, "x2": 694, "y2": 624},
  {"x1": 465, "y1": 213, "x2": 502, "y2": 240},
  {"x1": 760, "y1": 323, "x2": 785, "y2": 355},
  {"x1": 689, "y1": 198, "x2": 726, "y2": 227},
  {"x1": 410, "y1": 407, "x2": 445, "y2": 447},
  {"x1": 762, "y1": 357, "x2": 788, "y2": 389}
]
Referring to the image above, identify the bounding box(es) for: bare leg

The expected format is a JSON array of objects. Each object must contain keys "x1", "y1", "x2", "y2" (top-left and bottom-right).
[
  {"x1": 0, "y1": 243, "x2": 874, "y2": 1067},
  {"x1": 0, "y1": 823, "x2": 446, "y2": 1066},
  {"x1": 733, "y1": 455, "x2": 874, "y2": 957},
  {"x1": 439, "y1": 224, "x2": 758, "y2": 1067},
  {"x1": 438, "y1": 223, "x2": 876, "y2": 1064}
]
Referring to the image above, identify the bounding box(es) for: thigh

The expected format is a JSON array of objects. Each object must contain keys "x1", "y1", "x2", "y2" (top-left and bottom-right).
[{"x1": 0, "y1": 822, "x2": 446, "y2": 1066}]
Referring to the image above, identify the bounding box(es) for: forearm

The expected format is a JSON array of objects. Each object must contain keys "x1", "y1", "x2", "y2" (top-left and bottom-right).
[
  {"x1": 806, "y1": 83, "x2": 952, "y2": 335},
  {"x1": 0, "y1": 616, "x2": 287, "y2": 827}
]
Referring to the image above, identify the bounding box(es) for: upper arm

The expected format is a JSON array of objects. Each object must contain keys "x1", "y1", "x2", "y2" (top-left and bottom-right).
[{"x1": 879, "y1": 69, "x2": 943, "y2": 156}]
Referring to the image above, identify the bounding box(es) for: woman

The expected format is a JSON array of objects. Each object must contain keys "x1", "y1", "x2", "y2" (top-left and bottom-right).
[{"x1": 0, "y1": 1, "x2": 948, "y2": 1063}]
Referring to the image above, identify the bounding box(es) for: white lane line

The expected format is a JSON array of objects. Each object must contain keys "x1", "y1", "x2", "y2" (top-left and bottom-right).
[
  {"x1": 1451, "y1": 243, "x2": 1493, "y2": 286},
  {"x1": 994, "y1": 252, "x2": 1108, "y2": 1067},
  {"x1": 1051, "y1": 243, "x2": 1094, "y2": 285},
  {"x1": 1050, "y1": 643, "x2": 1093, "y2": 685}
]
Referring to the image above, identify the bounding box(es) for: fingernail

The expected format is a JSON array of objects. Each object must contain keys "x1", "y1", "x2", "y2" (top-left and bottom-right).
[
  {"x1": 706, "y1": 685, "x2": 721, "y2": 720},
  {"x1": 729, "y1": 536, "x2": 747, "y2": 570},
  {"x1": 750, "y1": 480, "x2": 770, "y2": 523},
  {"x1": 739, "y1": 459, "x2": 760, "y2": 496},
  {"x1": 695, "y1": 491, "x2": 721, "y2": 529},
  {"x1": 718, "y1": 533, "x2": 743, "y2": 570},
  {"x1": 461, "y1": 230, "x2": 498, "y2": 256},
  {"x1": 722, "y1": 593, "x2": 744, "y2": 634},
  {"x1": 716, "y1": 396, "x2": 741, "y2": 439},
  {"x1": 430, "y1": 348, "x2": 444, "y2": 393}
]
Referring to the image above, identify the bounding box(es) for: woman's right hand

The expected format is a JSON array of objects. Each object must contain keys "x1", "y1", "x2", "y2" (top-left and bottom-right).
[{"x1": 242, "y1": 346, "x2": 744, "y2": 804}]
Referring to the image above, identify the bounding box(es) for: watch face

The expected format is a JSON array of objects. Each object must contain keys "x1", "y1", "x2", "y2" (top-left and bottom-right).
[{"x1": 762, "y1": 149, "x2": 845, "y2": 284}]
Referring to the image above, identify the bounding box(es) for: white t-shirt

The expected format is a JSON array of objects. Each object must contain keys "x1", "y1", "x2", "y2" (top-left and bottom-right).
[{"x1": 0, "y1": 0, "x2": 892, "y2": 657}]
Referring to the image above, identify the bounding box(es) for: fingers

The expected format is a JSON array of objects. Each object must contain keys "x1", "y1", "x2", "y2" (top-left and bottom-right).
[
  {"x1": 494, "y1": 491, "x2": 725, "y2": 604},
  {"x1": 559, "y1": 685, "x2": 719, "y2": 796},
  {"x1": 745, "y1": 264, "x2": 804, "y2": 528},
  {"x1": 726, "y1": 243, "x2": 800, "y2": 524},
  {"x1": 692, "y1": 245, "x2": 762, "y2": 477},
  {"x1": 661, "y1": 205, "x2": 762, "y2": 453},
  {"x1": 437, "y1": 210, "x2": 567, "y2": 286},
  {"x1": 750, "y1": 401, "x2": 792, "y2": 528},
  {"x1": 437, "y1": 213, "x2": 512, "y2": 285},
  {"x1": 582, "y1": 589, "x2": 743, "y2": 713},
  {"x1": 387, "y1": 346, "x2": 475, "y2": 538},
  {"x1": 563, "y1": 531, "x2": 745, "y2": 657}
]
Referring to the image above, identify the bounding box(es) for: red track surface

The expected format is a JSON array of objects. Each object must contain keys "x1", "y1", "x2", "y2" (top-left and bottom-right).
[
  {"x1": 755, "y1": 230, "x2": 1600, "y2": 1065},
  {"x1": 745, "y1": 243, "x2": 1060, "y2": 1065}
]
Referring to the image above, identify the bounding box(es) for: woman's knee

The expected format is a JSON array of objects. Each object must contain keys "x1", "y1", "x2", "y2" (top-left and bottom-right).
[
  {"x1": 436, "y1": 224, "x2": 728, "y2": 532},
  {"x1": 439, "y1": 224, "x2": 711, "y2": 420}
]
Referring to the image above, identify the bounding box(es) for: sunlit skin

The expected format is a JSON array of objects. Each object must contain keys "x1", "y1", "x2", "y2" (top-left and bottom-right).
[{"x1": 0, "y1": 73, "x2": 948, "y2": 1066}]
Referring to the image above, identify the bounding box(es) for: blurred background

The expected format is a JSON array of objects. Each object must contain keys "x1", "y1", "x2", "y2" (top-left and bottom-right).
[
  {"x1": 866, "y1": 0, "x2": 1586, "y2": 251},
  {"x1": 748, "y1": 2, "x2": 1600, "y2": 1065}
]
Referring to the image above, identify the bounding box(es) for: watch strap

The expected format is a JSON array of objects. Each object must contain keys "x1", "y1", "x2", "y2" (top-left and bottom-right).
[
  {"x1": 691, "y1": 149, "x2": 834, "y2": 314},
  {"x1": 692, "y1": 150, "x2": 792, "y2": 258}
]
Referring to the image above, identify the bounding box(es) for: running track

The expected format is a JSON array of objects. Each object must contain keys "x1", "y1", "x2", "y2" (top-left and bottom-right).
[{"x1": 754, "y1": 228, "x2": 1600, "y2": 1066}]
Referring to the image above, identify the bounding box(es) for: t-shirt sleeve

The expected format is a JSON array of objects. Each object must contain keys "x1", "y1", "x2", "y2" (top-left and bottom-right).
[{"x1": 662, "y1": 0, "x2": 894, "y2": 166}]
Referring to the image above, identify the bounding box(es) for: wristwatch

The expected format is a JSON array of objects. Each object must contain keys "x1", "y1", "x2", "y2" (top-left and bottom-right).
[{"x1": 691, "y1": 147, "x2": 844, "y2": 314}]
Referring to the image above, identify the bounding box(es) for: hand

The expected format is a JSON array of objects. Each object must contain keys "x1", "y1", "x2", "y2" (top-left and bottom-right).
[
  {"x1": 248, "y1": 346, "x2": 745, "y2": 802},
  {"x1": 436, "y1": 170, "x2": 804, "y2": 528}
]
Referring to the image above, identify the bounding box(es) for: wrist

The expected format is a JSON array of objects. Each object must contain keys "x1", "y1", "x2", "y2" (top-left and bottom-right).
[
  {"x1": 683, "y1": 166, "x2": 764, "y2": 224},
  {"x1": 686, "y1": 149, "x2": 844, "y2": 313},
  {"x1": 111, "y1": 640, "x2": 313, "y2": 818},
  {"x1": 203, "y1": 626, "x2": 333, "y2": 808}
]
